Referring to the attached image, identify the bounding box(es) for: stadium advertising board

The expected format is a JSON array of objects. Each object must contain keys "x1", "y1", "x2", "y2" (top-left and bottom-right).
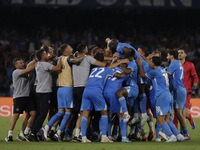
[
  {"x1": 0, "y1": 97, "x2": 200, "y2": 118},
  {"x1": 2, "y1": 0, "x2": 198, "y2": 8}
]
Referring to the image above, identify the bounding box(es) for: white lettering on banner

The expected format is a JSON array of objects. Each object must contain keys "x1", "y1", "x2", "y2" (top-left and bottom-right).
[
  {"x1": 124, "y1": 0, "x2": 132, "y2": 6},
  {"x1": 35, "y1": 0, "x2": 46, "y2": 4},
  {"x1": 96, "y1": 0, "x2": 118, "y2": 6},
  {"x1": 153, "y1": 0, "x2": 164, "y2": 6},
  {"x1": 47, "y1": 0, "x2": 56, "y2": 5},
  {"x1": 138, "y1": 0, "x2": 192, "y2": 7},
  {"x1": 179, "y1": 0, "x2": 192, "y2": 7},
  {"x1": 190, "y1": 106, "x2": 200, "y2": 118},
  {"x1": 12, "y1": 0, "x2": 23, "y2": 4},
  {"x1": 0, "y1": 105, "x2": 11, "y2": 117},
  {"x1": 138, "y1": 0, "x2": 151, "y2": 6},
  {"x1": 57, "y1": 0, "x2": 82, "y2": 5}
]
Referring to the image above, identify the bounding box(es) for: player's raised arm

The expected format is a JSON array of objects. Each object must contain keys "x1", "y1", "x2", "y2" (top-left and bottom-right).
[
  {"x1": 51, "y1": 57, "x2": 62, "y2": 71},
  {"x1": 136, "y1": 57, "x2": 147, "y2": 78},
  {"x1": 107, "y1": 59, "x2": 129, "y2": 69},
  {"x1": 113, "y1": 72, "x2": 127, "y2": 79},
  {"x1": 21, "y1": 60, "x2": 36, "y2": 75},
  {"x1": 139, "y1": 53, "x2": 154, "y2": 69},
  {"x1": 69, "y1": 55, "x2": 86, "y2": 64}
]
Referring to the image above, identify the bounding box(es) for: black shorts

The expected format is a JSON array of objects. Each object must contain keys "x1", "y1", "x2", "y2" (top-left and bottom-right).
[
  {"x1": 73, "y1": 87, "x2": 85, "y2": 114},
  {"x1": 13, "y1": 97, "x2": 35, "y2": 114}
]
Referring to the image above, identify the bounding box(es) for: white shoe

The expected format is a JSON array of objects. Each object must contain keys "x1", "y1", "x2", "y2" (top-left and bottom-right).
[
  {"x1": 156, "y1": 138, "x2": 161, "y2": 142},
  {"x1": 44, "y1": 125, "x2": 49, "y2": 141},
  {"x1": 128, "y1": 116, "x2": 140, "y2": 125},
  {"x1": 124, "y1": 114, "x2": 130, "y2": 123},
  {"x1": 140, "y1": 116, "x2": 149, "y2": 127},
  {"x1": 81, "y1": 137, "x2": 91, "y2": 143},
  {"x1": 176, "y1": 134, "x2": 185, "y2": 142},
  {"x1": 101, "y1": 136, "x2": 113, "y2": 142},
  {"x1": 158, "y1": 131, "x2": 168, "y2": 141},
  {"x1": 166, "y1": 135, "x2": 177, "y2": 142}
]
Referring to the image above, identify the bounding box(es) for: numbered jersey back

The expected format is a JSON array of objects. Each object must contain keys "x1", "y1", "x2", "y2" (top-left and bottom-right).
[{"x1": 86, "y1": 67, "x2": 114, "y2": 90}]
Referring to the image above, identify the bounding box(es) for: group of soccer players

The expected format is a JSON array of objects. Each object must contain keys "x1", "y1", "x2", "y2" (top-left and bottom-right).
[{"x1": 5, "y1": 37, "x2": 198, "y2": 143}]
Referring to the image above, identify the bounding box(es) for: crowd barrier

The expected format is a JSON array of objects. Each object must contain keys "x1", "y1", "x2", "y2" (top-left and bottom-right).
[{"x1": 0, "y1": 97, "x2": 200, "y2": 118}]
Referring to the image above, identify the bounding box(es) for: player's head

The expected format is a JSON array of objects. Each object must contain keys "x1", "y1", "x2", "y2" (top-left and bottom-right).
[
  {"x1": 137, "y1": 46, "x2": 149, "y2": 57},
  {"x1": 108, "y1": 38, "x2": 119, "y2": 54},
  {"x1": 88, "y1": 45, "x2": 98, "y2": 56},
  {"x1": 57, "y1": 44, "x2": 73, "y2": 57},
  {"x1": 13, "y1": 58, "x2": 24, "y2": 69},
  {"x1": 152, "y1": 50, "x2": 161, "y2": 57},
  {"x1": 152, "y1": 56, "x2": 161, "y2": 67},
  {"x1": 36, "y1": 49, "x2": 47, "y2": 61},
  {"x1": 94, "y1": 52, "x2": 104, "y2": 62},
  {"x1": 178, "y1": 48, "x2": 187, "y2": 60},
  {"x1": 77, "y1": 43, "x2": 88, "y2": 54},
  {"x1": 40, "y1": 44, "x2": 49, "y2": 53},
  {"x1": 93, "y1": 47, "x2": 104, "y2": 56},
  {"x1": 167, "y1": 49, "x2": 178, "y2": 63}
]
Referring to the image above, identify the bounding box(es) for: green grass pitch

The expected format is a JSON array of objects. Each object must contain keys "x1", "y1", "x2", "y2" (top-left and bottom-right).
[{"x1": 0, "y1": 117, "x2": 200, "y2": 150}]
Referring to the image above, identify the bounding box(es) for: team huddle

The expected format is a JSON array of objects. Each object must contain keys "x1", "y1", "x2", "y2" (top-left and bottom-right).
[{"x1": 5, "y1": 38, "x2": 198, "y2": 143}]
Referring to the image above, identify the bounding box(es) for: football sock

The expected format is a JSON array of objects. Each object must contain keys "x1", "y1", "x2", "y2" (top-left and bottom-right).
[
  {"x1": 118, "y1": 96, "x2": 128, "y2": 112},
  {"x1": 119, "y1": 118, "x2": 127, "y2": 137},
  {"x1": 58, "y1": 112, "x2": 71, "y2": 131},
  {"x1": 161, "y1": 122, "x2": 173, "y2": 137},
  {"x1": 99, "y1": 115, "x2": 108, "y2": 136},
  {"x1": 182, "y1": 127, "x2": 189, "y2": 135},
  {"x1": 8, "y1": 130, "x2": 13, "y2": 136},
  {"x1": 155, "y1": 122, "x2": 161, "y2": 138},
  {"x1": 81, "y1": 116, "x2": 88, "y2": 137},
  {"x1": 24, "y1": 127, "x2": 31, "y2": 135},
  {"x1": 168, "y1": 121, "x2": 180, "y2": 136},
  {"x1": 47, "y1": 111, "x2": 64, "y2": 127}
]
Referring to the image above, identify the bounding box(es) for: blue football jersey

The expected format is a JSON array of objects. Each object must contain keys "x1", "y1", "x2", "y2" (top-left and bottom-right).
[
  {"x1": 116, "y1": 42, "x2": 150, "y2": 73},
  {"x1": 104, "y1": 66, "x2": 128, "y2": 93},
  {"x1": 126, "y1": 60, "x2": 138, "y2": 87},
  {"x1": 146, "y1": 67, "x2": 170, "y2": 97},
  {"x1": 86, "y1": 67, "x2": 115, "y2": 90},
  {"x1": 167, "y1": 60, "x2": 185, "y2": 90}
]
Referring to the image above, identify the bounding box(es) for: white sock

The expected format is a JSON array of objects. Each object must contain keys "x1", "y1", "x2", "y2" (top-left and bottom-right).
[
  {"x1": 24, "y1": 127, "x2": 31, "y2": 135},
  {"x1": 75, "y1": 128, "x2": 80, "y2": 137},
  {"x1": 45, "y1": 125, "x2": 50, "y2": 131},
  {"x1": 148, "y1": 121, "x2": 154, "y2": 132},
  {"x1": 51, "y1": 127, "x2": 56, "y2": 132},
  {"x1": 57, "y1": 130, "x2": 62, "y2": 136},
  {"x1": 141, "y1": 113, "x2": 147, "y2": 118},
  {"x1": 8, "y1": 130, "x2": 13, "y2": 136},
  {"x1": 102, "y1": 135, "x2": 106, "y2": 139}
]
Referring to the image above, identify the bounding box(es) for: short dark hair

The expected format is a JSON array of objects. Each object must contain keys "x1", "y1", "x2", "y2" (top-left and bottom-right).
[
  {"x1": 36, "y1": 49, "x2": 45, "y2": 61},
  {"x1": 57, "y1": 44, "x2": 69, "y2": 57},
  {"x1": 88, "y1": 45, "x2": 98, "y2": 55},
  {"x1": 13, "y1": 58, "x2": 22, "y2": 66},
  {"x1": 139, "y1": 46, "x2": 149, "y2": 57},
  {"x1": 178, "y1": 48, "x2": 186, "y2": 54},
  {"x1": 42, "y1": 45, "x2": 49, "y2": 52},
  {"x1": 167, "y1": 49, "x2": 178, "y2": 59},
  {"x1": 94, "y1": 52, "x2": 104, "y2": 62},
  {"x1": 108, "y1": 38, "x2": 119, "y2": 54},
  {"x1": 152, "y1": 56, "x2": 161, "y2": 66},
  {"x1": 77, "y1": 43, "x2": 87, "y2": 53}
]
